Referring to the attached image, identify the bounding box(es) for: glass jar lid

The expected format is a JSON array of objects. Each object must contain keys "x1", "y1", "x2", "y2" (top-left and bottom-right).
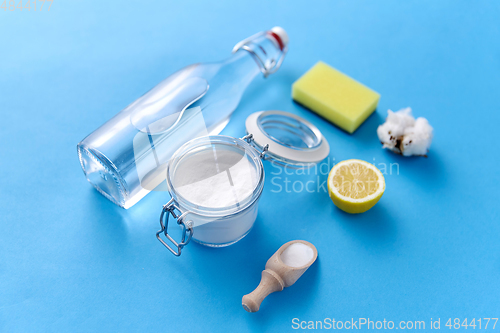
[{"x1": 245, "y1": 110, "x2": 330, "y2": 167}]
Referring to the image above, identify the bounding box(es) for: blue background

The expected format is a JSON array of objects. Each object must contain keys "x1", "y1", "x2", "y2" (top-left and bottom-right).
[{"x1": 1, "y1": 1, "x2": 499, "y2": 332}]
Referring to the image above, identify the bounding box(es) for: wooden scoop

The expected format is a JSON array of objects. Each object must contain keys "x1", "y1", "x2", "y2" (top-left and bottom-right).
[{"x1": 242, "y1": 240, "x2": 318, "y2": 312}]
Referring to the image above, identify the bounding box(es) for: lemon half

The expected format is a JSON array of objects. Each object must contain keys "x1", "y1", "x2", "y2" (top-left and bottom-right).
[{"x1": 328, "y1": 159, "x2": 385, "y2": 214}]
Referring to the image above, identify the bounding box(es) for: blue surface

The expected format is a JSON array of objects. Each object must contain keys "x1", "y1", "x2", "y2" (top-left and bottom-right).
[{"x1": 1, "y1": 1, "x2": 499, "y2": 332}]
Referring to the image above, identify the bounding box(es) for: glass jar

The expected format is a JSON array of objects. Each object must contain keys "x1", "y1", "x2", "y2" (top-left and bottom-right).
[{"x1": 157, "y1": 110, "x2": 330, "y2": 256}]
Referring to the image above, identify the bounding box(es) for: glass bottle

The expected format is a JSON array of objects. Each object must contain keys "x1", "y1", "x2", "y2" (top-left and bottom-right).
[{"x1": 77, "y1": 27, "x2": 289, "y2": 209}]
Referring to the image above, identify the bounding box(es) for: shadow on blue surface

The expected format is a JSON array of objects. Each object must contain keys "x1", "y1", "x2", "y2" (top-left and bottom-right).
[
  {"x1": 82, "y1": 188, "x2": 130, "y2": 250},
  {"x1": 383, "y1": 147, "x2": 449, "y2": 191},
  {"x1": 352, "y1": 110, "x2": 384, "y2": 141},
  {"x1": 334, "y1": 204, "x2": 399, "y2": 252}
]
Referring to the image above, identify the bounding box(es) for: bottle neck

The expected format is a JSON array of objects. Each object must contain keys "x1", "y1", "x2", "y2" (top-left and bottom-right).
[
  {"x1": 223, "y1": 31, "x2": 287, "y2": 82},
  {"x1": 218, "y1": 51, "x2": 260, "y2": 89}
]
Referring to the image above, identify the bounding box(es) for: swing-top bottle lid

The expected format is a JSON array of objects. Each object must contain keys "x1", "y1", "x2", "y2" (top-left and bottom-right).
[{"x1": 269, "y1": 27, "x2": 289, "y2": 50}]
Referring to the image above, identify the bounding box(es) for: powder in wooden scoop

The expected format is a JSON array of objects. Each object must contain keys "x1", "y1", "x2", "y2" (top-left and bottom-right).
[{"x1": 280, "y1": 242, "x2": 314, "y2": 267}]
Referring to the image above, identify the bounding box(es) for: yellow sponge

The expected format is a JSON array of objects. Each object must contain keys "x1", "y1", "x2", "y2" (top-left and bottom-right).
[{"x1": 292, "y1": 61, "x2": 380, "y2": 134}]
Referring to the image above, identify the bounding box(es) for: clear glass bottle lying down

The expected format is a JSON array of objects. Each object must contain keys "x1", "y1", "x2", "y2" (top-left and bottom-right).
[{"x1": 77, "y1": 27, "x2": 289, "y2": 209}]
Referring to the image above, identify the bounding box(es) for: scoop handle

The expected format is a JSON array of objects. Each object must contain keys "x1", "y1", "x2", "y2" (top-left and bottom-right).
[{"x1": 242, "y1": 269, "x2": 284, "y2": 312}]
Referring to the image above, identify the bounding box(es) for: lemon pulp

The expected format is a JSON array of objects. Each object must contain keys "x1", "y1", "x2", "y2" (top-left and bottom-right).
[{"x1": 328, "y1": 159, "x2": 385, "y2": 214}]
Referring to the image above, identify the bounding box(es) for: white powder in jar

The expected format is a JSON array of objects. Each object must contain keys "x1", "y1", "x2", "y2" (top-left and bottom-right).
[
  {"x1": 174, "y1": 147, "x2": 259, "y2": 209},
  {"x1": 280, "y1": 242, "x2": 314, "y2": 267}
]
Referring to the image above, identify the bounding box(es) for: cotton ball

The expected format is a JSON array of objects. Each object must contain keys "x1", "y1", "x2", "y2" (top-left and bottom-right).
[
  {"x1": 377, "y1": 107, "x2": 415, "y2": 151},
  {"x1": 400, "y1": 117, "x2": 434, "y2": 157},
  {"x1": 388, "y1": 107, "x2": 416, "y2": 128},
  {"x1": 377, "y1": 122, "x2": 399, "y2": 150}
]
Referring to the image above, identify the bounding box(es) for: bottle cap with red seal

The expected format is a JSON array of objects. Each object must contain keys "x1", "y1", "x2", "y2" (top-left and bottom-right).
[{"x1": 269, "y1": 26, "x2": 289, "y2": 50}]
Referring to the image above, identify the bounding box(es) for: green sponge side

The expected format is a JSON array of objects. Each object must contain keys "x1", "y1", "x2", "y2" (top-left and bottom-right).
[{"x1": 292, "y1": 61, "x2": 380, "y2": 134}]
